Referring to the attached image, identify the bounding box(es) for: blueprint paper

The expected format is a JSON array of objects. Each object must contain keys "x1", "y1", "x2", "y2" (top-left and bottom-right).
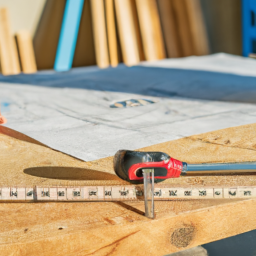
[{"x1": 1, "y1": 54, "x2": 256, "y2": 161}]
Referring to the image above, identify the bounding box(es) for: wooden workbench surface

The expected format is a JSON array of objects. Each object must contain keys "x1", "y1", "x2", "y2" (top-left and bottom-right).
[{"x1": 1, "y1": 123, "x2": 256, "y2": 255}]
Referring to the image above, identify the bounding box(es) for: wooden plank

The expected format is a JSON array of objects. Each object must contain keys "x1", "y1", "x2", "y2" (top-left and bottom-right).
[
  {"x1": 172, "y1": 0, "x2": 194, "y2": 57},
  {"x1": 184, "y1": 0, "x2": 209, "y2": 56},
  {"x1": 54, "y1": 0, "x2": 84, "y2": 71},
  {"x1": 114, "y1": 0, "x2": 140, "y2": 66},
  {"x1": 73, "y1": 0, "x2": 96, "y2": 68},
  {"x1": 105, "y1": 0, "x2": 119, "y2": 67},
  {"x1": 157, "y1": 0, "x2": 182, "y2": 58},
  {"x1": 201, "y1": 0, "x2": 242, "y2": 55},
  {"x1": 2, "y1": 123, "x2": 256, "y2": 254},
  {"x1": 135, "y1": 0, "x2": 166, "y2": 61},
  {"x1": 130, "y1": 0, "x2": 145, "y2": 61},
  {"x1": 1, "y1": 198, "x2": 256, "y2": 255},
  {"x1": 90, "y1": 0, "x2": 110, "y2": 68},
  {"x1": 0, "y1": 8, "x2": 21, "y2": 75},
  {"x1": 16, "y1": 30, "x2": 37, "y2": 74},
  {"x1": 33, "y1": 0, "x2": 66, "y2": 70}
]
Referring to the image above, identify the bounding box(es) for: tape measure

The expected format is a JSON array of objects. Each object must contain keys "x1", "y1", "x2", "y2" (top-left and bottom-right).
[{"x1": 0, "y1": 185, "x2": 255, "y2": 202}]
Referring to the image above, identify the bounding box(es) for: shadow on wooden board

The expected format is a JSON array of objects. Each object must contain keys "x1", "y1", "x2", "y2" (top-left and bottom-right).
[
  {"x1": 33, "y1": 0, "x2": 96, "y2": 70},
  {"x1": 24, "y1": 166, "x2": 119, "y2": 180}
]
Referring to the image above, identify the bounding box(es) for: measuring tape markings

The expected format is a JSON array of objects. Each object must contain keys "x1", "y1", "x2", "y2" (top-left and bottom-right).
[{"x1": 0, "y1": 186, "x2": 255, "y2": 201}]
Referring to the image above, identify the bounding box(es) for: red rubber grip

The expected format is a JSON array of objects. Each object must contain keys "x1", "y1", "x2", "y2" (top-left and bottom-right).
[{"x1": 128, "y1": 158, "x2": 183, "y2": 181}]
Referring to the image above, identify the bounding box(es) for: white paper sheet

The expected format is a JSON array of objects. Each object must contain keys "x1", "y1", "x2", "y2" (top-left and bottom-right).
[{"x1": 1, "y1": 54, "x2": 256, "y2": 161}]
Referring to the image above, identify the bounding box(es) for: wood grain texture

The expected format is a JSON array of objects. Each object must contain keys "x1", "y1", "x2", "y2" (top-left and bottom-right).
[
  {"x1": 105, "y1": 0, "x2": 119, "y2": 67},
  {"x1": 130, "y1": 0, "x2": 145, "y2": 61},
  {"x1": 0, "y1": 8, "x2": 21, "y2": 75},
  {"x1": 16, "y1": 30, "x2": 37, "y2": 73},
  {"x1": 2, "y1": 123, "x2": 256, "y2": 254},
  {"x1": 33, "y1": 0, "x2": 66, "y2": 70},
  {"x1": 135, "y1": 0, "x2": 166, "y2": 61},
  {"x1": 114, "y1": 0, "x2": 140, "y2": 66},
  {"x1": 184, "y1": 0, "x2": 209, "y2": 56},
  {"x1": 172, "y1": 0, "x2": 194, "y2": 57},
  {"x1": 73, "y1": 0, "x2": 96, "y2": 68},
  {"x1": 90, "y1": 0, "x2": 110, "y2": 68},
  {"x1": 157, "y1": 0, "x2": 182, "y2": 58},
  {"x1": 200, "y1": 0, "x2": 242, "y2": 55}
]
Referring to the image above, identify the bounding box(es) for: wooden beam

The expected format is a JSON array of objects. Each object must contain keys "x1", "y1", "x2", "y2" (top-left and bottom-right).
[
  {"x1": 114, "y1": 0, "x2": 140, "y2": 66},
  {"x1": 90, "y1": 0, "x2": 110, "y2": 68},
  {"x1": 73, "y1": 0, "x2": 97, "y2": 68},
  {"x1": 130, "y1": 0, "x2": 145, "y2": 61},
  {"x1": 105, "y1": 0, "x2": 119, "y2": 67},
  {"x1": 135, "y1": 0, "x2": 166, "y2": 61},
  {"x1": 0, "y1": 8, "x2": 21, "y2": 75},
  {"x1": 157, "y1": 0, "x2": 182, "y2": 58},
  {"x1": 172, "y1": 0, "x2": 194, "y2": 57},
  {"x1": 16, "y1": 30, "x2": 37, "y2": 74},
  {"x1": 54, "y1": 0, "x2": 84, "y2": 71},
  {"x1": 2, "y1": 123, "x2": 256, "y2": 254},
  {"x1": 33, "y1": 0, "x2": 66, "y2": 70},
  {"x1": 184, "y1": 0, "x2": 209, "y2": 56}
]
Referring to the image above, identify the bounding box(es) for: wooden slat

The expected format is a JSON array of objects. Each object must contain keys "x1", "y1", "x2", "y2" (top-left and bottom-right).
[
  {"x1": 172, "y1": 0, "x2": 194, "y2": 57},
  {"x1": 157, "y1": 0, "x2": 182, "y2": 58},
  {"x1": 184, "y1": 0, "x2": 209, "y2": 56},
  {"x1": 16, "y1": 31, "x2": 37, "y2": 74},
  {"x1": 90, "y1": 0, "x2": 110, "y2": 68},
  {"x1": 0, "y1": 8, "x2": 21, "y2": 75},
  {"x1": 135, "y1": 0, "x2": 166, "y2": 61},
  {"x1": 130, "y1": 0, "x2": 145, "y2": 61},
  {"x1": 201, "y1": 0, "x2": 241, "y2": 55},
  {"x1": 33, "y1": 0, "x2": 66, "y2": 70},
  {"x1": 73, "y1": 0, "x2": 96, "y2": 68},
  {"x1": 114, "y1": 0, "x2": 140, "y2": 66},
  {"x1": 105, "y1": 0, "x2": 119, "y2": 67},
  {"x1": 54, "y1": 0, "x2": 84, "y2": 72}
]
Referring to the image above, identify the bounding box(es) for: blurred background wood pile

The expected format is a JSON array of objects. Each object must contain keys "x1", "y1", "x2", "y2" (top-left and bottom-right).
[{"x1": 0, "y1": 0, "x2": 242, "y2": 75}]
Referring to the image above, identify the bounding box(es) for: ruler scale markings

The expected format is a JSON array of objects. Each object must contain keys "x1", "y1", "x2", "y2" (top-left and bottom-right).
[
  {"x1": 2, "y1": 187, "x2": 11, "y2": 200},
  {"x1": 57, "y1": 187, "x2": 67, "y2": 201},
  {"x1": 104, "y1": 186, "x2": 112, "y2": 200},
  {"x1": 88, "y1": 187, "x2": 98, "y2": 200},
  {"x1": 214, "y1": 188, "x2": 223, "y2": 198},
  {"x1": 98, "y1": 186, "x2": 104, "y2": 200},
  {"x1": 228, "y1": 188, "x2": 238, "y2": 198},
  {"x1": 26, "y1": 187, "x2": 34, "y2": 200},
  {"x1": 10, "y1": 187, "x2": 17, "y2": 200},
  {"x1": 16, "y1": 187, "x2": 26, "y2": 200},
  {"x1": 67, "y1": 187, "x2": 81, "y2": 201},
  {"x1": 0, "y1": 186, "x2": 256, "y2": 202}
]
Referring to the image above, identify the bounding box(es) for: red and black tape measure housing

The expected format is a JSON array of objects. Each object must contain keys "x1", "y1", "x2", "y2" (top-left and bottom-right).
[{"x1": 114, "y1": 150, "x2": 184, "y2": 184}]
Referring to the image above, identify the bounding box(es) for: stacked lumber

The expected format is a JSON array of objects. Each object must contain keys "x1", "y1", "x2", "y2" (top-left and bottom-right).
[
  {"x1": 0, "y1": 0, "x2": 209, "y2": 73},
  {"x1": 0, "y1": 8, "x2": 37, "y2": 75},
  {"x1": 90, "y1": 0, "x2": 209, "y2": 67},
  {"x1": 54, "y1": 0, "x2": 209, "y2": 70}
]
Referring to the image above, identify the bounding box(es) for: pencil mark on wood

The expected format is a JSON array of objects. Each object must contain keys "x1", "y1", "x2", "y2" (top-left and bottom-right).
[{"x1": 85, "y1": 230, "x2": 140, "y2": 255}]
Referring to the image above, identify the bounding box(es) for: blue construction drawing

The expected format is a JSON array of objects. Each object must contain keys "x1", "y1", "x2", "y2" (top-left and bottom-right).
[
  {"x1": 242, "y1": 0, "x2": 256, "y2": 56},
  {"x1": 54, "y1": 0, "x2": 84, "y2": 71}
]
